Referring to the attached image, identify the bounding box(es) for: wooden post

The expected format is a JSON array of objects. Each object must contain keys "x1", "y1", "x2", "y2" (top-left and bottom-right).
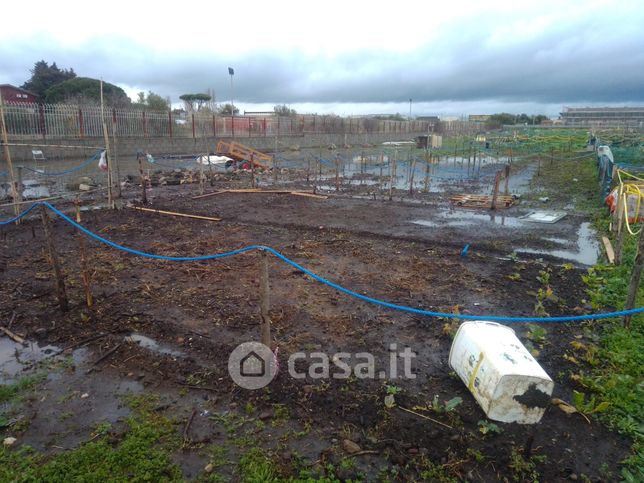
[
  {"x1": 379, "y1": 153, "x2": 384, "y2": 195},
  {"x1": 273, "y1": 136, "x2": 279, "y2": 185},
  {"x1": 16, "y1": 166, "x2": 23, "y2": 207},
  {"x1": 491, "y1": 170, "x2": 502, "y2": 210},
  {"x1": 409, "y1": 157, "x2": 416, "y2": 195},
  {"x1": 250, "y1": 154, "x2": 256, "y2": 189},
  {"x1": 503, "y1": 165, "x2": 511, "y2": 196},
  {"x1": 389, "y1": 156, "x2": 396, "y2": 201},
  {"x1": 199, "y1": 152, "x2": 205, "y2": 195},
  {"x1": 111, "y1": 110, "x2": 122, "y2": 198},
  {"x1": 424, "y1": 156, "x2": 430, "y2": 193},
  {"x1": 100, "y1": 80, "x2": 114, "y2": 209},
  {"x1": 75, "y1": 202, "x2": 93, "y2": 308},
  {"x1": 0, "y1": 90, "x2": 20, "y2": 217},
  {"x1": 259, "y1": 251, "x2": 272, "y2": 347},
  {"x1": 615, "y1": 193, "x2": 626, "y2": 264},
  {"x1": 306, "y1": 157, "x2": 311, "y2": 184},
  {"x1": 335, "y1": 155, "x2": 340, "y2": 192},
  {"x1": 137, "y1": 152, "x2": 147, "y2": 204},
  {"x1": 40, "y1": 205, "x2": 68, "y2": 312},
  {"x1": 623, "y1": 225, "x2": 644, "y2": 328}
]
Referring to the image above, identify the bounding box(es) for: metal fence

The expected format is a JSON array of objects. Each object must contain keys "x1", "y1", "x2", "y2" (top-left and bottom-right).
[{"x1": 2, "y1": 102, "x2": 432, "y2": 140}]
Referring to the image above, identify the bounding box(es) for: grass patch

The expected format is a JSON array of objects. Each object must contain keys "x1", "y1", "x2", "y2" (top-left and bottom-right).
[
  {"x1": 519, "y1": 133, "x2": 643, "y2": 479},
  {"x1": 0, "y1": 374, "x2": 44, "y2": 404},
  {"x1": 0, "y1": 391, "x2": 183, "y2": 482}
]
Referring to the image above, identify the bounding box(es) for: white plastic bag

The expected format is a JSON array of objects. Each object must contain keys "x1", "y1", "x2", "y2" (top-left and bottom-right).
[{"x1": 98, "y1": 150, "x2": 107, "y2": 171}]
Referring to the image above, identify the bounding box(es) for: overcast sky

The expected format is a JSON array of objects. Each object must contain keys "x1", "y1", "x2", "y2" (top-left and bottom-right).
[{"x1": 1, "y1": 0, "x2": 643, "y2": 116}]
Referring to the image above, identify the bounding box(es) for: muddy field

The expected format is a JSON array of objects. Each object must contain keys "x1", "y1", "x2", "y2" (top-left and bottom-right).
[{"x1": 0, "y1": 167, "x2": 630, "y2": 482}]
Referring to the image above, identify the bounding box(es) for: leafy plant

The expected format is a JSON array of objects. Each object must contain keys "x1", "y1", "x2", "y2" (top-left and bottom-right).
[
  {"x1": 478, "y1": 419, "x2": 502, "y2": 436},
  {"x1": 572, "y1": 390, "x2": 611, "y2": 415}
]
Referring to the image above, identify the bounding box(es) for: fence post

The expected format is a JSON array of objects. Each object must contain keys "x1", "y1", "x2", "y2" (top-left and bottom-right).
[
  {"x1": 38, "y1": 104, "x2": 46, "y2": 139},
  {"x1": 75, "y1": 201, "x2": 93, "y2": 308},
  {"x1": 142, "y1": 111, "x2": 148, "y2": 138},
  {"x1": 169, "y1": 110, "x2": 173, "y2": 138},
  {"x1": 40, "y1": 205, "x2": 68, "y2": 312},
  {"x1": 192, "y1": 113, "x2": 196, "y2": 139},
  {"x1": 212, "y1": 114, "x2": 217, "y2": 138},
  {"x1": 623, "y1": 226, "x2": 644, "y2": 328},
  {"x1": 78, "y1": 108, "x2": 84, "y2": 139},
  {"x1": 248, "y1": 117, "x2": 251, "y2": 138}
]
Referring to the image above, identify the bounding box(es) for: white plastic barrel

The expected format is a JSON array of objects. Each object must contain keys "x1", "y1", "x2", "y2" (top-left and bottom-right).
[{"x1": 448, "y1": 321, "x2": 554, "y2": 424}]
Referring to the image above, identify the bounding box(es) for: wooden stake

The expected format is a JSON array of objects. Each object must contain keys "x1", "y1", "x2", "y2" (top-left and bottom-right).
[
  {"x1": 306, "y1": 157, "x2": 311, "y2": 184},
  {"x1": 137, "y1": 152, "x2": 147, "y2": 204},
  {"x1": 199, "y1": 153, "x2": 205, "y2": 195},
  {"x1": 40, "y1": 205, "x2": 68, "y2": 312},
  {"x1": 250, "y1": 153, "x2": 256, "y2": 189},
  {"x1": 615, "y1": 192, "x2": 626, "y2": 264},
  {"x1": 409, "y1": 157, "x2": 416, "y2": 195},
  {"x1": 259, "y1": 251, "x2": 272, "y2": 347},
  {"x1": 379, "y1": 153, "x2": 384, "y2": 194},
  {"x1": 623, "y1": 226, "x2": 644, "y2": 328},
  {"x1": 491, "y1": 170, "x2": 502, "y2": 210},
  {"x1": 0, "y1": 90, "x2": 20, "y2": 217},
  {"x1": 75, "y1": 202, "x2": 93, "y2": 308},
  {"x1": 100, "y1": 80, "x2": 114, "y2": 209},
  {"x1": 503, "y1": 165, "x2": 511, "y2": 196},
  {"x1": 388, "y1": 156, "x2": 395, "y2": 201},
  {"x1": 130, "y1": 205, "x2": 221, "y2": 221},
  {"x1": 424, "y1": 156, "x2": 430, "y2": 193},
  {"x1": 335, "y1": 155, "x2": 340, "y2": 192}
]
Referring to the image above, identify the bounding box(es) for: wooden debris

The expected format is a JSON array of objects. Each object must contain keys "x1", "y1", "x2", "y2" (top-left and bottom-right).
[
  {"x1": 86, "y1": 343, "x2": 123, "y2": 374},
  {"x1": 397, "y1": 406, "x2": 453, "y2": 430},
  {"x1": 0, "y1": 326, "x2": 26, "y2": 345},
  {"x1": 450, "y1": 194, "x2": 514, "y2": 209},
  {"x1": 183, "y1": 409, "x2": 197, "y2": 444},
  {"x1": 130, "y1": 206, "x2": 221, "y2": 222},
  {"x1": 601, "y1": 236, "x2": 615, "y2": 264},
  {"x1": 192, "y1": 189, "x2": 326, "y2": 200}
]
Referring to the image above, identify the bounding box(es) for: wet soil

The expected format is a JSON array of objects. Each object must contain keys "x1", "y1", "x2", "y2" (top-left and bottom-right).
[{"x1": 0, "y1": 172, "x2": 629, "y2": 481}]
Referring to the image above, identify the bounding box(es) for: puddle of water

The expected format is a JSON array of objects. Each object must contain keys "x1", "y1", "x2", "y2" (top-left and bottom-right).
[
  {"x1": 412, "y1": 209, "x2": 526, "y2": 228},
  {"x1": 516, "y1": 222, "x2": 599, "y2": 265},
  {"x1": 125, "y1": 333, "x2": 183, "y2": 357},
  {"x1": 0, "y1": 338, "x2": 86, "y2": 383}
]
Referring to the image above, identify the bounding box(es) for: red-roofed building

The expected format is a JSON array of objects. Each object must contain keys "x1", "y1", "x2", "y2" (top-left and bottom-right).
[{"x1": 0, "y1": 84, "x2": 39, "y2": 104}]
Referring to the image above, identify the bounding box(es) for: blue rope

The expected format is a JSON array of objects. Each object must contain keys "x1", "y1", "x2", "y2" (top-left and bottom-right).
[
  {"x1": 22, "y1": 150, "x2": 103, "y2": 177},
  {"x1": 0, "y1": 203, "x2": 40, "y2": 225},
  {"x1": 2, "y1": 201, "x2": 643, "y2": 323}
]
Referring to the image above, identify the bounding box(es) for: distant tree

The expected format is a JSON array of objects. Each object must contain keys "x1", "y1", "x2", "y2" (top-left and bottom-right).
[
  {"x1": 21, "y1": 60, "x2": 76, "y2": 98},
  {"x1": 180, "y1": 93, "x2": 212, "y2": 112},
  {"x1": 374, "y1": 113, "x2": 405, "y2": 121},
  {"x1": 489, "y1": 113, "x2": 517, "y2": 126},
  {"x1": 273, "y1": 104, "x2": 296, "y2": 116},
  {"x1": 218, "y1": 103, "x2": 239, "y2": 115},
  {"x1": 134, "y1": 91, "x2": 169, "y2": 111},
  {"x1": 534, "y1": 115, "x2": 549, "y2": 124},
  {"x1": 44, "y1": 77, "x2": 130, "y2": 106},
  {"x1": 516, "y1": 113, "x2": 531, "y2": 124}
]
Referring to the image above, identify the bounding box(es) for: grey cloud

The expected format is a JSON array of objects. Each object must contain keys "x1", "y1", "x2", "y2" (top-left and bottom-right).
[{"x1": 2, "y1": 8, "x2": 644, "y2": 110}]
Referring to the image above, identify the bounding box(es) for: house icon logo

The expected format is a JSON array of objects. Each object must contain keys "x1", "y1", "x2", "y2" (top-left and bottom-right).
[
  {"x1": 240, "y1": 351, "x2": 265, "y2": 377},
  {"x1": 228, "y1": 342, "x2": 276, "y2": 390}
]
